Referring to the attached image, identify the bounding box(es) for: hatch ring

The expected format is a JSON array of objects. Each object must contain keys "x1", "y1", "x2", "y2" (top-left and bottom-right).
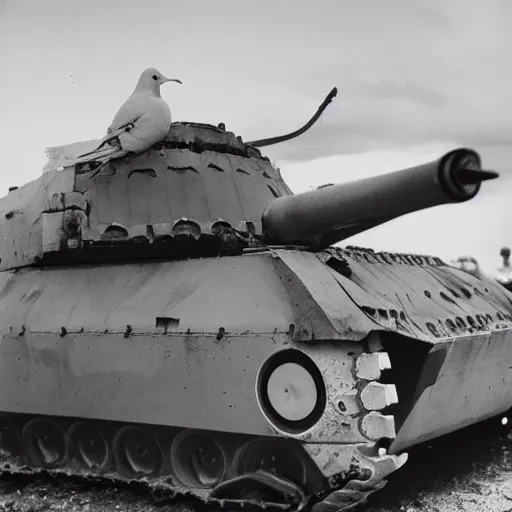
[{"x1": 256, "y1": 349, "x2": 326, "y2": 434}]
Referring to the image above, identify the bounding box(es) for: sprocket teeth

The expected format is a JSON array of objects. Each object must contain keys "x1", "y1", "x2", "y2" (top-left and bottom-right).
[
  {"x1": 355, "y1": 352, "x2": 391, "y2": 380},
  {"x1": 360, "y1": 382, "x2": 398, "y2": 410},
  {"x1": 360, "y1": 412, "x2": 396, "y2": 440}
]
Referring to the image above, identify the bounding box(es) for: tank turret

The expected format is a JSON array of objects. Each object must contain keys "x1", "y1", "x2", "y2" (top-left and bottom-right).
[
  {"x1": 0, "y1": 123, "x2": 497, "y2": 270},
  {"x1": 1, "y1": 118, "x2": 511, "y2": 512},
  {"x1": 0, "y1": 122, "x2": 292, "y2": 270}
]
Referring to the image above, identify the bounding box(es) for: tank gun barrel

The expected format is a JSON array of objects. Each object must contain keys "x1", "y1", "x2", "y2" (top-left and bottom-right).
[{"x1": 262, "y1": 148, "x2": 498, "y2": 249}]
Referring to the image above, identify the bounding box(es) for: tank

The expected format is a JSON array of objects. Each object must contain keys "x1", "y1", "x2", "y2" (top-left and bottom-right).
[{"x1": 0, "y1": 120, "x2": 511, "y2": 512}]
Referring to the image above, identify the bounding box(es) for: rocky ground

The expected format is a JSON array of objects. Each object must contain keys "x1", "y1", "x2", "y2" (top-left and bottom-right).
[{"x1": 2, "y1": 416, "x2": 512, "y2": 512}]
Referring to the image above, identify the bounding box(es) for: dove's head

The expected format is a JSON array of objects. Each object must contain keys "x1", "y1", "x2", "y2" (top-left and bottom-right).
[{"x1": 136, "y1": 68, "x2": 182, "y2": 95}]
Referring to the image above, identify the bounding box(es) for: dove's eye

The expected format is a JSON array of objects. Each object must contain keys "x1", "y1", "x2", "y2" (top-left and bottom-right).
[{"x1": 152, "y1": 75, "x2": 158, "y2": 81}]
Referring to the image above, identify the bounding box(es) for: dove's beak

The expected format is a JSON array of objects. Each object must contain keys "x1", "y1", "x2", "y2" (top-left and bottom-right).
[{"x1": 163, "y1": 78, "x2": 182, "y2": 84}]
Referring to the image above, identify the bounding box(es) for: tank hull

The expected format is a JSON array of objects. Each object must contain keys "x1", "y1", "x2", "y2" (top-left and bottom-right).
[
  {"x1": 0, "y1": 251, "x2": 406, "y2": 510},
  {"x1": 0, "y1": 248, "x2": 511, "y2": 511}
]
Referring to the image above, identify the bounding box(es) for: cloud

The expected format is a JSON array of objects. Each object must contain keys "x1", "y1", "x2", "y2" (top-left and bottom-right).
[
  {"x1": 3, "y1": 0, "x2": 511, "y2": 176},
  {"x1": 230, "y1": 1, "x2": 512, "y2": 166},
  {"x1": 262, "y1": 70, "x2": 512, "y2": 163},
  {"x1": 356, "y1": 79, "x2": 446, "y2": 109}
]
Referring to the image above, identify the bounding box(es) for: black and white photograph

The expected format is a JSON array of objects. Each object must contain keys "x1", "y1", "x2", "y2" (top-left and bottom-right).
[{"x1": 2, "y1": 1, "x2": 512, "y2": 511}]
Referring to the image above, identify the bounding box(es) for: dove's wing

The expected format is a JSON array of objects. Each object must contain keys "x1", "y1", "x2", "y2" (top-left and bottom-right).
[
  {"x1": 115, "y1": 96, "x2": 172, "y2": 153},
  {"x1": 95, "y1": 117, "x2": 142, "y2": 148},
  {"x1": 108, "y1": 93, "x2": 149, "y2": 133},
  {"x1": 78, "y1": 94, "x2": 171, "y2": 160},
  {"x1": 78, "y1": 94, "x2": 146, "y2": 157}
]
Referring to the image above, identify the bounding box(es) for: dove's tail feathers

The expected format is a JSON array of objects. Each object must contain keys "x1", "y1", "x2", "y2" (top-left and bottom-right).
[
  {"x1": 74, "y1": 144, "x2": 127, "y2": 166},
  {"x1": 77, "y1": 134, "x2": 121, "y2": 157},
  {"x1": 78, "y1": 120, "x2": 139, "y2": 159},
  {"x1": 77, "y1": 145, "x2": 104, "y2": 159},
  {"x1": 76, "y1": 142, "x2": 114, "y2": 160}
]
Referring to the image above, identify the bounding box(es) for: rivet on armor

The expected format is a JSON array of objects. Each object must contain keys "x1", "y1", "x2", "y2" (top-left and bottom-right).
[
  {"x1": 355, "y1": 352, "x2": 391, "y2": 380},
  {"x1": 361, "y1": 412, "x2": 396, "y2": 440},
  {"x1": 360, "y1": 382, "x2": 398, "y2": 411}
]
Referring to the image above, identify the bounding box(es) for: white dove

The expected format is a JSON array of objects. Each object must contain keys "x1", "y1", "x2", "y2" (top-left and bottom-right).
[{"x1": 72, "y1": 67, "x2": 181, "y2": 175}]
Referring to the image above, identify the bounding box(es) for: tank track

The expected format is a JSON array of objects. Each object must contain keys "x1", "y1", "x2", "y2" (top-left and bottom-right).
[
  {"x1": 0, "y1": 419, "x2": 403, "y2": 512},
  {"x1": 0, "y1": 347, "x2": 406, "y2": 511}
]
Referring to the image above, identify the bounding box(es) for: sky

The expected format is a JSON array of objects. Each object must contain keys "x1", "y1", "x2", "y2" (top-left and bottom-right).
[{"x1": 1, "y1": 0, "x2": 512, "y2": 274}]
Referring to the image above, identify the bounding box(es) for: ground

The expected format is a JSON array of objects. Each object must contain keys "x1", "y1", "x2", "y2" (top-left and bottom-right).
[{"x1": 2, "y1": 416, "x2": 512, "y2": 512}]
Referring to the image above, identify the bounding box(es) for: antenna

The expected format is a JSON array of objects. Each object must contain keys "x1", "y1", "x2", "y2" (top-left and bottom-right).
[{"x1": 247, "y1": 87, "x2": 338, "y2": 148}]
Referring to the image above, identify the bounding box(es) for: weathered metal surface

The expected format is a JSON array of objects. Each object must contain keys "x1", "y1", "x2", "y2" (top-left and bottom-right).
[
  {"x1": 0, "y1": 330, "x2": 281, "y2": 436},
  {"x1": 272, "y1": 250, "x2": 378, "y2": 341},
  {"x1": 276, "y1": 246, "x2": 512, "y2": 463},
  {"x1": 0, "y1": 251, "x2": 392, "y2": 445},
  {"x1": 390, "y1": 328, "x2": 512, "y2": 453},
  {"x1": 0, "y1": 253, "x2": 337, "y2": 338},
  {"x1": 75, "y1": 148, "x2": 289, "y2": 243},
  {"x1": 0, "y1": 330, "x2": 379, "y2": 444},
  {"x1": 0, "y1": 168, "x2": 79, "y2": 270},
  {"x1": 312, "y1": 248, "x2": 512, "y2": 342}
]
